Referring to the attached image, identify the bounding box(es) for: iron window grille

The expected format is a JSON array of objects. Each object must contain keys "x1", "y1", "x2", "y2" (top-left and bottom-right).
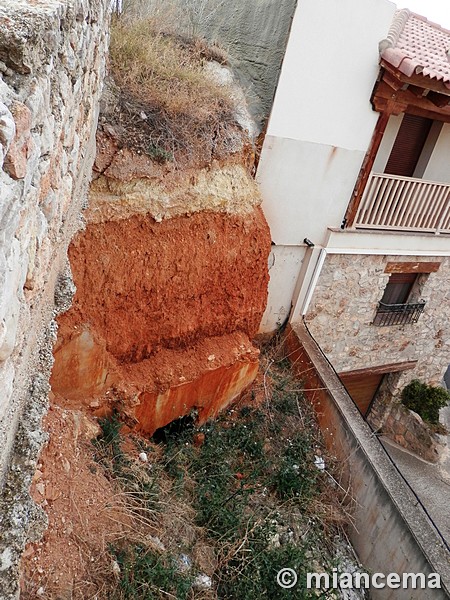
[{"x1": 373, "y1": 300, "x2": 426, "y2": 326}]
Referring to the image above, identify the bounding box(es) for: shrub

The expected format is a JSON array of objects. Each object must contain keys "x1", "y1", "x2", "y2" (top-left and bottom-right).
[
  {"x1": 273, "y1": 432, "x2": 319, "y2": 501},
  {"x1": 401, "y1": 379, "x2": 450, "y2": 425},
  {"x1": 113, "y1": 546, "x2": 194, "y2": 599}
]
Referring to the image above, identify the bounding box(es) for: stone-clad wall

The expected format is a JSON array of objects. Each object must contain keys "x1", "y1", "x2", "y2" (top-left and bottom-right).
[
  {"x1": 305, "y1": 253, "x2": 450, "y2": 412},
  {"x1": 0, "y1": 0, "x2": 109, "y2": 486},
  {"x1": 381, "y1": 403, "x2": 445, "y2": 463}
]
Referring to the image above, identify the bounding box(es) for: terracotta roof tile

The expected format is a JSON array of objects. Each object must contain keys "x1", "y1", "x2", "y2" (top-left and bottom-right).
[{"x1": 380, "y1": 9, "x2": 450, "y2": 89}]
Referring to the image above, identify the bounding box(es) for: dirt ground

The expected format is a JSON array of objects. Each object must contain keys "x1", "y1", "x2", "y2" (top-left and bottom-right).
[
  {"x1": 19, "y1": 359, "x2": 354, "y2": 600},
  {"x1": 49, "y1": 205, "x2": 270, "y2": 437},
  {"x1": 57, "y1": 209, "x2": 270, "y2": 364},
  {"x1": 20, "y1": 401, "x2": 129, "y2": 599}
]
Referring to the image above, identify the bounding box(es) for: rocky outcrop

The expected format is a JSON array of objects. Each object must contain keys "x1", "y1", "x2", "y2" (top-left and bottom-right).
[
  {"x1": 0, "y1": 0, "x2": 110, "y2": 596},
  {"x1": 51, "y1": 133, "x2": 271, "y2": 434}
]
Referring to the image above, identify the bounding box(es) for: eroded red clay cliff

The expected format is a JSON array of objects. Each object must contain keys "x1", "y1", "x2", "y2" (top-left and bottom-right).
[{"x1": 51, "y1": 133, "x2": 271, "y2": 435}]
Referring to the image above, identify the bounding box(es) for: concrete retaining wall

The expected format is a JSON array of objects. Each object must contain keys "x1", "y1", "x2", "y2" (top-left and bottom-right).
[{"x1": 285, "y1": 322, "x2": 450, "y2": 599}]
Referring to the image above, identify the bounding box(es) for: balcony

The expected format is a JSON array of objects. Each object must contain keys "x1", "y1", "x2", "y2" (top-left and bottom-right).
[
  {"x1": 354, "y1": 173, "x2": 450, "y2": 234},
  {"x1": 372, "y1": 300, "x2": 426, "y2": 327}
]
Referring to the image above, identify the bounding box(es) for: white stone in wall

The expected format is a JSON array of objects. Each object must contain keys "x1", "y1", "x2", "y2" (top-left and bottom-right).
[
  {"x1": 0, "y1": 362, "x2": 14, "y2": 423},
  {"x1": 0, "y1": 102, "x2": 15, "y2": 166}
]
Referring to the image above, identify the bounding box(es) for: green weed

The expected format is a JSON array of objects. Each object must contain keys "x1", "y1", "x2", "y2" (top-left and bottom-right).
[
  {"x1": 113, "y1": 546, "x2": 194, "y2": 599},
  {"x1": 95, "y1": 348, "x2": 349, "y2": 599}
]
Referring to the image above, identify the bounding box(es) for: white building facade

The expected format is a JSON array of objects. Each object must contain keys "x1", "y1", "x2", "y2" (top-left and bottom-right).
[{"x1": 257, "y1": 0, "x2": 450, "y2": 427}]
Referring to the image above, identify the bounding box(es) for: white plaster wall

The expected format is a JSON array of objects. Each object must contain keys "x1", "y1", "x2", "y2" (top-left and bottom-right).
[
  {"x1": 258, "y1": 136, "x2": 366, "y2": 245},
  {"x1": 256, "y1": 0, "x2": 396, "y2": 332},
  {"x1": 326, "y1": 228, "x2": 450, "y2": 256},
  {"x1": 259, "y1": 245, "x2": 306, "y2": 333},
  {"x1": 423, "y1": 123, "x2": 450, "y2": 182},
  {"x1": 265, "y1": 0, "x2": 396, "y2": 149}
]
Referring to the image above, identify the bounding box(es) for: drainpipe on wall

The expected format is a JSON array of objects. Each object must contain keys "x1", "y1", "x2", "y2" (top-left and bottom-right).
[
  {"x1": 290, "y1": 247, "x2": 327, "y2": 323},
  {"x1": 301, "y1": 248, "x2": 327, "y2": 315}
]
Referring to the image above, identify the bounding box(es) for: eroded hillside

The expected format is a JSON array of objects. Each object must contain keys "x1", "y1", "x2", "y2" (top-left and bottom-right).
[{"x1": 48, "y1": 15, "x2": 272, "y2": 432}]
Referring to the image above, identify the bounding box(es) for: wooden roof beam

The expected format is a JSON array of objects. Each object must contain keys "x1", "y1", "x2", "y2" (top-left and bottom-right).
[
  {"x1": 372, "y1": 79, "x2": 450, "y2": 122},
  {"x1": 380, "y1": 60, "x2": 450, "y2": 97},
  {"x1": 427, "y1": 91, "x2": 450, "y2": 108}
]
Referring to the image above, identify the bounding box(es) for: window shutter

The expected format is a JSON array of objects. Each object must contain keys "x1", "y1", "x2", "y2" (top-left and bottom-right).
[
  {"x1": 380, "y1": 272, "x2": 417, "y2": 305},
  {"x1": 384, "y1": 114, "x2": 432, "y2": 177}
]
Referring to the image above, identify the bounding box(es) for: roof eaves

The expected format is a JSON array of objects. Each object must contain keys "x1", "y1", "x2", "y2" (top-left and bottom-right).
[
  {"x1": 379, "y1": 8, "x2": 411, "y2": 54},
  {"x1": 379, "y1": 9, "x2": 450, "y2": 90}
]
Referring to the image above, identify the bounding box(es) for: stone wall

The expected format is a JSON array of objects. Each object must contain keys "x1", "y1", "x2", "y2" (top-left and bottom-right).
[
  {"x1": 381, "y1": 403, "x2": 445, "y2": 463},
  {"x1": 0, "y1": 0, "x2": 109, "y2": 595},
  {"x1": 305, "y1": 253, "x2": 450, "y2": 422}
]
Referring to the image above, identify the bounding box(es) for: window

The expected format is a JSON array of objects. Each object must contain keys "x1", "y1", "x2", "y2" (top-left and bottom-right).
[
  {"x1": 380, "y1": 272, "x2": 416, "y2": 304},
  {"x1": 373, "y1": 272, "x2": 426, "y2": 326}
]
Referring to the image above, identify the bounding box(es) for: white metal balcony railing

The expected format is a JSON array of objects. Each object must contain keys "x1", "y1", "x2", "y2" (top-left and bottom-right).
[{"x1": 354, "y1": 173, "x2": 450, "y2": 234}]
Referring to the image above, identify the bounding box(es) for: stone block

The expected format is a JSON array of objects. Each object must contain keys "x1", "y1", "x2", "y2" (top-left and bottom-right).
[
  {"x1": 408, "y1": 409, "x2": 424, "y2": 425},
  {"x1": 384, "y1": 415, "x2": 395, "y2": 431},
  {"x1": 0, "y1": 102, "x2": 15, "y2": 167},
  {"x1": 404, "y1": 429, "x2": 418, "y2": 445},
  {"x1": 4, "y1": 102, "x2": 32, "y2": 180},
  {"x1": 0, "y1": 299, "x2": 20, "y2": 361},
  {"x1": 393, "y1": 419, "x2": 406, "y2": 435},
  {"x1": 0, "y1": 362, "x2": 14, "y2": 423}
]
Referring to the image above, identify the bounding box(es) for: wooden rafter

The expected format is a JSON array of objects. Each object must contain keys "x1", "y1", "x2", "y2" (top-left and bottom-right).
[
  {"x1": 372, "y1": 79, "x2": 450, "y2": 122},
  {"x1": 338, "y1": 360, "x2": 418, "y2": 378},
  {"x1": 381, "y1": 60, "x2": 450, "y2": 98}
]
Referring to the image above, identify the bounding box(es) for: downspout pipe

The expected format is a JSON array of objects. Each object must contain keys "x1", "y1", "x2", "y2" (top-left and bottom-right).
[{"x1": 301, "y1": 248, "x2": 327, "y2": 316}]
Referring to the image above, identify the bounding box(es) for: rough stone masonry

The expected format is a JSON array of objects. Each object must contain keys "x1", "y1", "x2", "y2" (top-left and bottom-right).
[
  {"x1": 305, "y1": 252, "x2": 450, "y2": 427},
  {"x1": 0, "y1": 0, "x2": 110, "y2": 597}
]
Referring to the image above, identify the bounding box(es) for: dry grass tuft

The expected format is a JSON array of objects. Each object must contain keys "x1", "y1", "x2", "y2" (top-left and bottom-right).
[
  {"x1": 110, "y1": 18, "x2": 230, "y2": 119},
  {"x1": 108, "y1": 16, "x2": 242, "y2": 166}
]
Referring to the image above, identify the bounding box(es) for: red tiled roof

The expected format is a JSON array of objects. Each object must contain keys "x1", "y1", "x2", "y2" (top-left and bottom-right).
[{"x1": 380, "y1": 9, "x2": 450, "y2": 89}]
